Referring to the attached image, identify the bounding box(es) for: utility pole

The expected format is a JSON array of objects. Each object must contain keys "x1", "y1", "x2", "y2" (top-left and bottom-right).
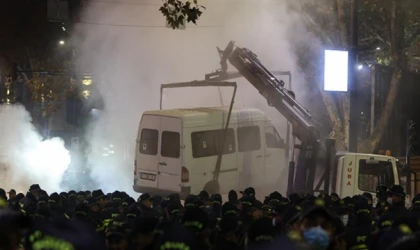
[
  {"x1": 348, "y1": 0, "x2": 359, "y2": 152},
  {"x1": 406, "y1": 120, "x2": 417, "y2": 196}
]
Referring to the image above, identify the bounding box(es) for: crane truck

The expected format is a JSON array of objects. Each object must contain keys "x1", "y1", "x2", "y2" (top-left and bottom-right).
[
  {"x1": 133, "y1": 41, "x2": 401, "y2": 200},
  {"x1": 206, "y1": 41, "x2": 400, "y2": 198}
]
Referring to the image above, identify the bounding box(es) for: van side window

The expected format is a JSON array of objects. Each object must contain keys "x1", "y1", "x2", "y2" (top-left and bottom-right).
[
  {"x1": 237, "y1": 126, "x2": 261, "y2": 152},
  {"x1": 191, "y1": 128, "x2": 236, "y2": 158},
  {"x1": 265, "y1": 126, "x2": 285, "y2": 148},
  {"x1": 140, "y1": 129, "x2": 158, "y2": 155},
  {"x1": 161, "y1": 131, "x2": 180, "y2": 158}
]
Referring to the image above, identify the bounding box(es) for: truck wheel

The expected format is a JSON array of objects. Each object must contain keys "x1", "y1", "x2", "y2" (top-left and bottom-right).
[{"x1": 203, "y1": 180, "x2": 220, "y2": 195}]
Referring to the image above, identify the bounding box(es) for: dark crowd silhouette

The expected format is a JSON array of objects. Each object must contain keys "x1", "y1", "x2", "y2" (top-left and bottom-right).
[{"x1": 1, "y1": 184, "x2": 420, "y2": 250}]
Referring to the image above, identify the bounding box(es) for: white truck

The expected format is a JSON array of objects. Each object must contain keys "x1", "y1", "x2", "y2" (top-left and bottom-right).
[
  {"x1": 133, "y1": 41, "x2": 400, "y2": 199},
  {"x1": 133, "y1": 107, "x2": 400, "y2": 199}
]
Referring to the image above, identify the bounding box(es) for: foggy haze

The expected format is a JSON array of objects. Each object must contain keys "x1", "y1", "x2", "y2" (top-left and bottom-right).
[
  {"x1": 72, "y1": 0, "x2": 314, "y2": 194},
  {"x1": 0, "y1": 105, "x2": 70, "y2": 193}
]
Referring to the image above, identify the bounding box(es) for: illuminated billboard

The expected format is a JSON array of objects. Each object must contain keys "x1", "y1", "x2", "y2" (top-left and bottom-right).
[{"x1": 323, "y1": 50, "x2": 349, "y2": 92}]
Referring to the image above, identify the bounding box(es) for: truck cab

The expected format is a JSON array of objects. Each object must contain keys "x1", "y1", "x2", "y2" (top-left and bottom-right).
[{"x1": 334, "y1": 153, "x2": 399, "y2": 201}]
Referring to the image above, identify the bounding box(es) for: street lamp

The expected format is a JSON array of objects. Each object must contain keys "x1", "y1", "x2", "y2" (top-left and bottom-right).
[
  {"x1": 81, "y1": 90, "x2": 90, "y2": 99},
  {"x1": 59, "y1": 40, "x2": 65, "y2": 45},
  {"x1": 82, "y1": 79, "x2": 92, "y2": 86}
]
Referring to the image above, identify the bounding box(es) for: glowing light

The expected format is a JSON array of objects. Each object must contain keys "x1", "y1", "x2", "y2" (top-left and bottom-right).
[
  {"x1": 323, "y1": 50, "x2": 349, "y2": 92},
  {"x1": 358, "y1": 65, "x2": 363, "y2": 70},
  {"x1": 82, "y1": 79, "x2": 92, "y2": 86},
  {"x1": 81, "y1": 90, "x2": 90, "y2": 99},
  {"x1": 59, "y1": 40, "x2": 65, "y2": 45},
  {"x1": 376, "y1": 47, "x2": 381, "y2": 50}
]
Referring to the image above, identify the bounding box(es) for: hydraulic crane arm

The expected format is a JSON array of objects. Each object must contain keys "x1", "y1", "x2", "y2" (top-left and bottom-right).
[
  {"x1": 206, "y1": 41, "x2": 323, "y2": 194},
  {"x1": 219, "y1": 41, "x2": 320, "y2": 144}
]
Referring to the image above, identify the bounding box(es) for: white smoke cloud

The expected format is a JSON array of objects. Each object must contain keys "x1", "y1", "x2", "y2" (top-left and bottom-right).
[
  {"x1": 72, "y1": 0, "x2": 313, "y2": 194},
  {"x1": 0, "y1": 104, "x2": 71, "y2": 193}
]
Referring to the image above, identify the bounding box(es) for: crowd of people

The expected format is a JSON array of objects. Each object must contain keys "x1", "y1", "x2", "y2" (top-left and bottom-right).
[{"x1": 1, "y1": 183, "x2": 420, "y2": 250}]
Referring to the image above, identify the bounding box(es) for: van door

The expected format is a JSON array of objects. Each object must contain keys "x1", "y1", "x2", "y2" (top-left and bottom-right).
[
  {"x1": 136, "y1": 115, "x2": 160, "y2": 189},
  {"x1": 263, "y1": 126, "x2": 287, "y2": 190},
  {"x1": 158, "y1": 116, "x2": 183, "y2": 192},
  {"x1": 236, "y1": 125, "x2": 265, "y2": 189}
]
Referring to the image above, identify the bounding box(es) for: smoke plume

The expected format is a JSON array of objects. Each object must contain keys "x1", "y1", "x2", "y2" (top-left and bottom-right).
[
  {"x1": 72, "y1": 0, "x2": 314, "y2": 194},
  {"x1": 0, "y1": 104, "x2": 71, "y2": 193}
]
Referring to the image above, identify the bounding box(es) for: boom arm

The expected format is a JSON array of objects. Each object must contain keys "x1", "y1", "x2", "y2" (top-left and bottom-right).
[
  {"x1": 220, "y1": 41, "x2": 320, "y2": 144},
  {"x1": 211, "y1": 41, "x2": 322, "y2": 194}
]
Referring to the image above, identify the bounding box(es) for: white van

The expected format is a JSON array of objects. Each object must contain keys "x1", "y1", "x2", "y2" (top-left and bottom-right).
[{"x1": 133, "y1": 107, "x2": 287, "y2": 199}]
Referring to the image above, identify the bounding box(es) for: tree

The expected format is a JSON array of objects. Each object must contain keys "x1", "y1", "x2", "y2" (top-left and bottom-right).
[
  {"x1": 26, "y1": 48, "x2": 77, "y2": 118},
  {"x1": 159, "y1": 0, "x2": 205, "y2": 29},
  {"x1": 293, "y1": 0, "x2": 420, "y2": 153},
  {"x1": 0, "y1": 0, "x2": 75, "y2": 118}
]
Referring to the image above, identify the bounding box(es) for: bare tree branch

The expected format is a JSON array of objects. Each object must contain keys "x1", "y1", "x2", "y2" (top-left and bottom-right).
[
  {"x1": 302, "y1": 12, "x2": 337, "y2": 48},
  {"x1": 359, "y1": 0, "x2": 403, "y2": 153}
]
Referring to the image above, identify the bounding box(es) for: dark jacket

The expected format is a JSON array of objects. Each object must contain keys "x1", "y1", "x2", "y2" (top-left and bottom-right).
[
  {"x1": 19, "y1": 192, "x2": 37, "y2": 215},
  {"x1": 341, "y1": 215, "x2": 373, "y2": 250},
  {"x1": 376, "y1": 202, "x2": 407, "y2": 230}
]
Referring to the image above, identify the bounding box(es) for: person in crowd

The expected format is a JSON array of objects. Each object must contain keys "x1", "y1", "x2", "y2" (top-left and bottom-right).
[
  {"x1": 137, "y1": 193, "x2": 158, "y2": 218},
  {"x1": 409, "y1": 194, "x2": 420, "y2": 217},
  {"x1": 215, "y1": 216, "x2": 245, "y2": 250},
  {"x1": 19, "y1": 184, "x2": 42, "y2": 215},
  {"x1": 7, "y1": 189, "x2": 16, "y2": 200},
  {"x1": 240, "y1": 187, "x2": 256, "y2": 200},
  {"x1": 374, "y1": 185, "x2": 389, "y2": 218},
  {"x1": 106, "y1": 232, "x2": 128, "y2": 250},
  {"x1": 228, "y1": 190, "x2": 238, "y2": 204},
  {"x1": 376, "y1": 185, "x2": 407, "y2": 231},
  {"x1": 3, "y1": 183, "x2": 420, "y2": 250},
  {"x1": 340, "y1": 199, "x2": 373, "y2": 250}
]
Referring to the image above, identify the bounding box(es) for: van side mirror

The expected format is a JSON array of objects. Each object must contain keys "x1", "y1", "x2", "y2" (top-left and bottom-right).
[{"x1": 400, "y1": 163, "x2": 410, "y2": 172}]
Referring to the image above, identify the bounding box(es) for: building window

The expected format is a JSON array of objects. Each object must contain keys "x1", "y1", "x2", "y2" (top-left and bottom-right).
[
  {"x1": 238, "y1": 126, "x2": 261, "y2": 152},
  {"x1": 139, "y1": 129, "x2": 158, "y2": 155},
  {"x1": 161, "y1": 131, "x2": 181, "y2": 158},
  {"x1": 191, "y1": 128, "x2": 235, "y2": 158}
]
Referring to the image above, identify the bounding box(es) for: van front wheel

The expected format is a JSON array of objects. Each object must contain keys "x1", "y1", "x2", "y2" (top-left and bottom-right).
[{"x1": 203, "y1": 180, "x2": 220, "y2": 195}]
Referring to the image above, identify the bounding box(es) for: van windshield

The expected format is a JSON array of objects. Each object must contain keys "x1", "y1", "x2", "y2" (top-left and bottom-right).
[{"x1": 358, "y1": 159, "x2": 394, "y2": 193}]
